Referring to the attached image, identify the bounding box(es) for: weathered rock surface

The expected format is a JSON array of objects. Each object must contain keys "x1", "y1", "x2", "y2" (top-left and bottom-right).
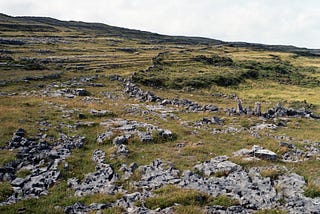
[
  {"x1": 134, "y1": 159, "x2": 180, "y2": 190},
  {"x1": 194, "y1": 156, "x2": 241, "y2": 176},
  {"x1": 89, "y1": 109, "x2": 112, "y2": 117},
  {"x1": 68, "y1": 150, "x2": 120, "y2": 196},
  {"x1": 65, "y1": 202, "x2": 111, "y2": 214},
  {"x1": 233, "y1": 145, "x2": 277, "y2": 161},
  {"x1": 179, "y1": 156, "x2": 320, "y2": 212}
]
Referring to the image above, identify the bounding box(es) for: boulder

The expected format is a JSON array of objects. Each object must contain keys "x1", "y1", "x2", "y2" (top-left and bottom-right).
[
  {"x1": 254, "y1": 149, "x2": 277, "y2": 161},
  {"x1": 74, "y1": 88, "x2": 90, "y2": 96},
  {"x1": 113, "y1": 135, "x2": 128, "y2": 145},
  {"x1": 116, "y1": 144, "x2": 129, "y2": 155},
  {"x1": 89, "y1": 109, "x2": 112, "y2": 117}
]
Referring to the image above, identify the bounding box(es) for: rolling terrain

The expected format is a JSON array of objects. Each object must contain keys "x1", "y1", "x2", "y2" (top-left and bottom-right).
[{"x1": 1, "y1": 13, "x2": 320, "y2": 213}]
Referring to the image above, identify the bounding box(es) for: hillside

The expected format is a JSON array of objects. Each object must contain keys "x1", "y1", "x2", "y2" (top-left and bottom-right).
[{"x1": 1, "y1": 13, "x2": 320, "y2": 213}]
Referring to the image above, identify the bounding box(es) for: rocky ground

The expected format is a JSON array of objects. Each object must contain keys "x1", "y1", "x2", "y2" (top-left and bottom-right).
[
  {"x1": 1, "y1": 14, "x2": 320, "y2": 214},
  {"x1": 2, "y1": 75, "x2": 320, "y2": 213}
]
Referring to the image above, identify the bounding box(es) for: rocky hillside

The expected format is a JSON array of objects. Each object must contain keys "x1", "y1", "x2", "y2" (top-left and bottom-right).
[{"x1": 1, "y1": 13, "x2": 320, "y2": 213}]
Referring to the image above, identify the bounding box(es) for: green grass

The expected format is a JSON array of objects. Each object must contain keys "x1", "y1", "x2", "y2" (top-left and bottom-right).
[
  {"x1": 209, "y1": 195, "x2": 240, "y2": 207},
  {"x1": 132, "y1": 51, "x2": 320, "y2": 90},
  {"x1": 141, "y1": 185, "x2": 239, "y2": 210},
  {"x1": 16, "y1": 169, "x2": 32, "y2": 178},
  {"x1": 0, "y1": 150, "x2": 16, "y2": 167},
  {"x1": 174, "y1": 205, "x2": 204, "y2": 214},
  {"x1": 304, "y1": 183, "x2": 320, "y2": 198},
  {"x1": 0, "y1": 182, "x2": 13, "y2": 202},
  {"x1": 260, "y1": 168, "x2": 285, "y2": 181},
  {"x1": 0, "y1": 181, "x2": 122, "y2": 214}
]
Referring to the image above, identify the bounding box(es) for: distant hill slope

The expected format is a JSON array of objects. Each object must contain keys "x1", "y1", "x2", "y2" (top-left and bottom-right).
[{"x1": 0, "y1": 13, "x2": 319, "y2": 55}]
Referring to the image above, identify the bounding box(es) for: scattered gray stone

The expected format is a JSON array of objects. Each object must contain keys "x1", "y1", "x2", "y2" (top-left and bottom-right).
[
  {"x1": 120, "y1": 163, "x2": 137, "y2": 180},
  {"x1": 65, "y1": 201, "x2": 111, "y2": 214},
  {"x1": 98, "y1": 118, "x2": 174, "y2": 144},
  {"x1": 68, "y1": 150, "x2": 120, "y2": 196},
  {"x1": 250, "y1": 123, "x2": 278, "y2": 131},
  {"x1": 89, "y1": 109, "x2": 112, "y2": 117},
  {"x1": 96, "y1": 131, "x2": 113, "y2": 143}
]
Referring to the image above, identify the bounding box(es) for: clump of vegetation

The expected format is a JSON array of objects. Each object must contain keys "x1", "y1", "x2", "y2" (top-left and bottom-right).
[
  {"x1": 141, "y1": 185, "x2": 239, "y2": 210},
  {"x1": 210, "y1": 194, "x2": 240, "y2": 207},
  {"x1": 174, "y1": 205, "x2": 203, "y2": 214},
  {"x1": 214, "y1": 170, "x2": 230, "y2": 177},
  {"x1": 16, "y1": 169, "x2": 32, "y2": 178},
  {"x1": 103, "y1": 206, "x2": 125, "y2": 214},
  {"x1": 0, "y1": 182, "x2": 13, "y2": 202},
  {"x1": 236, "y1": 59, "x2": 319, "y2": 86},
  {"x1": 143, "y1": 185, "x2": 211, "y2": 209},
  {"x1": 193, "y1": 54, "x2": 233, "y2": 66},
  {"x1": 304, "y1": 183, "x2": 320, "y2": 198},
  {"x1": 0, "y1": 150, "x2": 17, "y2": 167},
  {"x1": 260, "y1": 168, "x2": 285, "y2": 181}
]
